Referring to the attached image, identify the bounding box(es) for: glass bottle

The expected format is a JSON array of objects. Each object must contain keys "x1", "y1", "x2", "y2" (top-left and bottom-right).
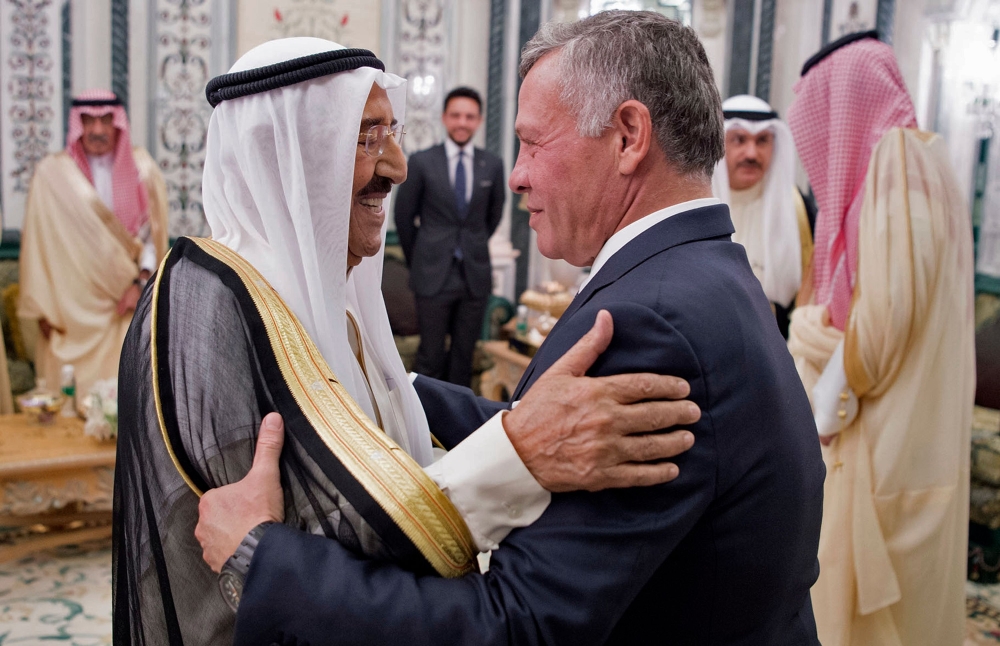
[{"x1": 60, "y1": 364, "x2": 76, "y2": 417}]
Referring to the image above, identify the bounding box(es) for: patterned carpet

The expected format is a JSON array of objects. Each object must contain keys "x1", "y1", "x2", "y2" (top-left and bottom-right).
[
  {"x1": 2, "y1": 543, "x2": 1000, "y2": 644},
  {"x1": 969, "y1": 581, "x2": 1000, "y2": 644},
  {"x1": 0, "y1": 542, "x2": 112, "y2": 645}
]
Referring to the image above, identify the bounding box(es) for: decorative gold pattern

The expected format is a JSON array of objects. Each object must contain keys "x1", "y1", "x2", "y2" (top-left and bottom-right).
[
  {"x1": 153, "y1": 239, "x2": 476, "y2": 577},
  {"x1": 0, "y1": 467, "x2": 112, "y2": 516},
  {"x1": 0, "y1": 414, "x2": 115, "y2": 562}
]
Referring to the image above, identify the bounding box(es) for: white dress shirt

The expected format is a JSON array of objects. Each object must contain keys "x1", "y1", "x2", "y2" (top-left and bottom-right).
[
  {"x1": 87, "y1": 153, "x2": 158, "y2": 274},
  {"x1": 444, "y1": 138, "x2": 474, "y2": 204},
  {"x1": 579, "y1": 197, "x2": 721, "y2": 292},
  {"x1": 409, "y1": 371, "x2": 548, "y2": 552}
]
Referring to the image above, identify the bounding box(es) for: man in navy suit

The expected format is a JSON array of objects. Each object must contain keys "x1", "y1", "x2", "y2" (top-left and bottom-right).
[
  {"x1": 395, "y1": 87, "x2": 506, "y2": 387},
  {"x1": 197, "y1": 11, "x2": 824, "y2": 644}
]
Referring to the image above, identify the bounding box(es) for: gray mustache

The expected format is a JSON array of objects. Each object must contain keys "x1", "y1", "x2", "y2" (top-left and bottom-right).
[{"x1": 359, "y1": 175, "x2": 393, "y2": 197}]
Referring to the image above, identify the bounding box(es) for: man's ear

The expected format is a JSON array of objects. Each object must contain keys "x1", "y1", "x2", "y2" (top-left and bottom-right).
[{"x1": 613, "y1": 100, "x2": 652, "y2": 176}]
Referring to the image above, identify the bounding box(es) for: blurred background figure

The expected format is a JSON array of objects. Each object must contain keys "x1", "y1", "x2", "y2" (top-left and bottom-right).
[
  {"x1": 17, "y1": 90, "x2": 168, "y2": 412},
  {"x1": 787, "y1": 32, "x2": 975, "y2": 646},
  {"x1": 395, "y1": 87, "x2": 505, "y2": 387},
  {"x1": 712, "y1": 94, "x2": 814, "y2": 338}
]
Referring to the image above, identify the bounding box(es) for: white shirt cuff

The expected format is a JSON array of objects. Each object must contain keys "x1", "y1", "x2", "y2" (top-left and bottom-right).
[
  {"x1": 424, "y1": 410, "x2": 550, "y2": 552},
  {"x1": 812, "y1": 340, "x2": 858, "y2": 437},
  {"x1": 138, "y1": 225, "x2": 157, "y2": 273}
]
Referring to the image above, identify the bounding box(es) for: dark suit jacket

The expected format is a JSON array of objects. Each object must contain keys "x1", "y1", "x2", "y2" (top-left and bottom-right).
[
  {"x1": 394, "y1": 143, "x2": 505, "y2": 298},
  {"x1": 234, "y1": 204, "x2": 825, "y2": 645}
]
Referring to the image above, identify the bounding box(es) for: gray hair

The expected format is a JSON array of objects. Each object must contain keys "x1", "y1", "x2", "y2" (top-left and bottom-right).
[{"x1": 520, "y1": 10, "x2": 724, "y2": 179}]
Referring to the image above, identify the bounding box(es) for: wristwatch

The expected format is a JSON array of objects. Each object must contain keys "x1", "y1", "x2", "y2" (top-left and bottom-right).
[{"x1": 218, "y1": 522, "x2": 275, "y2": 612}]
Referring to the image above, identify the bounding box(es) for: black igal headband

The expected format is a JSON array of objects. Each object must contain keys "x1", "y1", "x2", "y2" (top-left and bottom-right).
[
  {"x1": 723, "y1": 110, "x2": 779, "y2": 121},
  {"x1": 206, "y1": 48, "x2": 385, "y2": 108},
  {"x1": 72, "y1": 96, "x2": 123, "y2": 107},
  {"x1": 800, "y1": 30, "x2": 879, "y2": 77}
]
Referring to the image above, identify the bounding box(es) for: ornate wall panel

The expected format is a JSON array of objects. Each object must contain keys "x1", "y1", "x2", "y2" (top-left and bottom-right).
[
  {"x1": 825, "y1": 0, "x2": 877, "y2": 42},
  {"x1": 510, "y1": 0, "x2": 540, "y2": 298},
  {"x1": 727, "y1": 0, "x2": 755, "y2": 97},
  {"x1": 0, "y1": 0, "x2": 64, "y2": 229},
  {"x1": 755, "y1": 0, "x2": 775, "y2": 102},
  {"x1": 111, "y1": 0, "x2": 128, "y2": 109},
  {"x1": 485, "y1": 0, "x2": 506, "y2": 156},
  {"x1": 150, "y1": 0, "x2": 227, "y2": 238},
  {"x1": 875, "y1": 0, "x2": 895, "y2": 43},
  {"x1": 59, "y1": 0, "x2": 68, "y2": 139},
  {"x1": 821, "y1": 0, "x2": 833, "y2": 46},
  {"x1": 237, "y1": 0, "x2": 381, "y2": 59},
  {"x1": 394, "y1": 0, "x2": 450, "y2": 154}
]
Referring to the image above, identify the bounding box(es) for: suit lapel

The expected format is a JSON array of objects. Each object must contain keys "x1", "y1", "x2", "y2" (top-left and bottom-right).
[
  {"x1": 431, "y1": 145, "x2": 458, "y2": 219},
  {"x1": 469, "y1": 149, "x2": 488, "y2": 213},
  {"x1": 511, "y1": 204, "x2": 735, "y2": 400}
]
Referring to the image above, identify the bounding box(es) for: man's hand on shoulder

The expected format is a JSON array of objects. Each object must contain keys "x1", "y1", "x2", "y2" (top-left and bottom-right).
[
  {"x1": 504, "y1": 310, "x2": 700, "y2": 492},
  {"x1": 195, "y1": 413, "x2": 286, "y2": 572}
]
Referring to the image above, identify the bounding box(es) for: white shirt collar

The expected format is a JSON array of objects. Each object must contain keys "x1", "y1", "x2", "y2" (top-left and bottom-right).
[
  {"x1": 444, "y1": 137, "x2": 475, "y2": 159},
  {"x1": 86, "y1": 153, "x2": 116, "y2": 211},
  {"x1": 578, "y1": 197, "x2": 721, "y2": 292},
  {"x1": 86, "y1": 153, "x2": 114, "y2": 170}
]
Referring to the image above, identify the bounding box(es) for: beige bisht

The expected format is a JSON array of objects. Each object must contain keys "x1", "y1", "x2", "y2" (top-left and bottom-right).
[
  {"x1": 18, "y1": 150, "x2": 167, "y2": 411},
  {"x1": 0, "y1": 205, "x2": 11, "y2": 414},
  {"x1": 789, "y1": 128, "x2": 975, "y2": 645}
]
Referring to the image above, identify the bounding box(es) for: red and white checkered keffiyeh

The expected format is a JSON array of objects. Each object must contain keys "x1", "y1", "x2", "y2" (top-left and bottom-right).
[
  {"x1": 787, "y1": 39, "x2": 916, "y2": 331},
  {"x1": 66, "y1": 89, "x2": 149, "y2": 236}
]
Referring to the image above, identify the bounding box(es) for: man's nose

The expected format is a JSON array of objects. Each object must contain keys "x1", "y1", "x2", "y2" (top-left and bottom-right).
[
  {"x1": 378, "y1": 136, "x2": 407, "y2": 185},
  {"x1": 509, "y1": 156, "x2": 529, "y2": 193}
]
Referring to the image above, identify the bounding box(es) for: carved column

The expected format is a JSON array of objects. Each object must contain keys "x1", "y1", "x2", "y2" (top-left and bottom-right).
[
  {"x1": 0, "y1": 0, "x2": 64, "y2": 229},
  {"x1": 395, "y1": 0, "x2": 450, "y2": 154},
  {"x1": 150, "y1": 0, "x2": 234, "y2": 237}
]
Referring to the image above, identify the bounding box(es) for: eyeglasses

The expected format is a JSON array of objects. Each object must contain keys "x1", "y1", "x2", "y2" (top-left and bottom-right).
[{"x1": 359, "y1": 124, "x2": 406, "y2": 157}]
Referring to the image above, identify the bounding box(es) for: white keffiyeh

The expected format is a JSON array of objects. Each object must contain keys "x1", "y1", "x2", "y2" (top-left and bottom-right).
[
  {"x1": 202, "y1": 37, "x2": 434, "y2": 465},
  {"x1": 712, "y1": 94, "x2": 802, "y2": 308}
]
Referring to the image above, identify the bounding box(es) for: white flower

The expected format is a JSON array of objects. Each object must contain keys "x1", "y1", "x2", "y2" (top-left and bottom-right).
[{"x1": 84, "y1": 378, "x2": 119, "y2": 440}]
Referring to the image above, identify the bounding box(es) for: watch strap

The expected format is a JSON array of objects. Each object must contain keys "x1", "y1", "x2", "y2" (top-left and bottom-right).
[{"x1": 223, "y1": 521, "x2": 276, "y2": 579}]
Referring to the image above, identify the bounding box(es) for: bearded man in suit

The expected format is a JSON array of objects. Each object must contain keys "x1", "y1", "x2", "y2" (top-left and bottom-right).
[{"x1": 395, "y1": 87, "x2": 505, "y2": 387}]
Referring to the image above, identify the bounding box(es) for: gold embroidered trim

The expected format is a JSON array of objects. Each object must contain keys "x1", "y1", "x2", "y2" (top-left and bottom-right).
[
  {"x1": 792, "y1": 189, "x2": 814, "y2": 285},
  {"x1": 149, "y1": 246, "x2": 206, "y2": 497},
  {"x1": 160, "y1": 238, "x2": 476, "y2": 577}
]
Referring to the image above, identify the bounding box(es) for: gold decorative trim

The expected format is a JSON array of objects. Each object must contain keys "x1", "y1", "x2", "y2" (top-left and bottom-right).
[
  {"x1": 792, "y1": 188, "x2": 814, "y2": 286},
  {"x1": 157, "y1": 238, "x2": 476, "y2": 578},
  {"x1": 149, "y1": 247, "x2": 206, "y2": 497}
]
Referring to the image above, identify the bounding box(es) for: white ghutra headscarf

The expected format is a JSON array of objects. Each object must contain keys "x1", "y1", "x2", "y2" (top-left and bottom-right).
[
  {"x1": 712, "y1": 94, "x2": 802, "y2": 308},
  {"x1": 202, "y1": 37, "x2": 434, "y2": 466}
]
